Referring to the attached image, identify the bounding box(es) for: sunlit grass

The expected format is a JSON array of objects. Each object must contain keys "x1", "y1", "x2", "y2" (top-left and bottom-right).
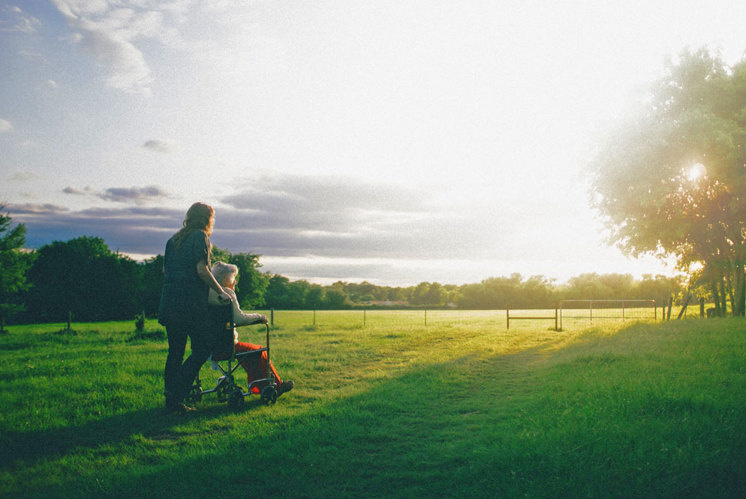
[{"x1": 1, "y1": 313, "x2": 745, "y2": 497}]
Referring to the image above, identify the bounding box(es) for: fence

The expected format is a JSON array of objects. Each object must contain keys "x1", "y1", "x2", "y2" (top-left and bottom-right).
[
  {"x1": 251, "y1": 300, "x2": 698, "y2": 331},
  {"x1": 506, "y1": 305, "x2": 558, "y2": 330},
  {"x1": 261, "y1": 309, "x2": 503, "y2": 329},
  {"x1": 558, "y1": 300, "x2": 657, "y2": 329}
]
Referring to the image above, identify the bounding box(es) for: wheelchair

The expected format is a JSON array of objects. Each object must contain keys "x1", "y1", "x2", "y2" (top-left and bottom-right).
[{"x1": 185, "y1": 303, "x2": 278, "y2": 410}]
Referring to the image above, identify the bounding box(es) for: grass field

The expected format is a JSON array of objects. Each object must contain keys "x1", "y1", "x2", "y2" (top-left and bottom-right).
[{"x1": 1, "y1": 312, "x2": 745, "y2": 497}]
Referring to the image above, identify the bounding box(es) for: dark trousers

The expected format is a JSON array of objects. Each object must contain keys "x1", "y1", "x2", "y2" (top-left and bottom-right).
[{"x1": 164, "y1": 323, "x2": 215, "y2": 406}]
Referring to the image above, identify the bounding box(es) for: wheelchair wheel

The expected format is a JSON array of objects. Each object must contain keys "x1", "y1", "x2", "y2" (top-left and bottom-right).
[
  {"x1": 228, "y1": 388, "x2": 244, "y2": 410},
  {"x1": 217, "y1": 379, "x2": 232, "y2": 402},
  {"x1": 185, "y1": 383, "x2": 202, "y2": 403},
  {"x1": 260, "y1": 385, "x2": 277, "y2": 405}
]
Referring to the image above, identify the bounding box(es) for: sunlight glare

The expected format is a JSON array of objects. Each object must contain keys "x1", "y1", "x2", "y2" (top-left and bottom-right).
[{"x1": 687, "y1": 163, "x2": 706, "y2": 181}]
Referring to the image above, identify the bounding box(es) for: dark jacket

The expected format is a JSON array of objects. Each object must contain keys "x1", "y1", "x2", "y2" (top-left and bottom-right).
[{"x1": 158, "y1": 230, "x2": 210, "y2": 328}]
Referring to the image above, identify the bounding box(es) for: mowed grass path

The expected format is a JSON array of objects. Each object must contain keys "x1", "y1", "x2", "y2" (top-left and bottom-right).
[{"x1": 1, "y1": 313, "x2": 745, "y2": 497}]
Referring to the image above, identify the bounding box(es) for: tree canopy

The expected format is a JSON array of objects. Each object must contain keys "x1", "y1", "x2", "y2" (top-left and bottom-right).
[
  {"x1": 0, "y1": 207, "x2": 33, "y2": 330},
  {"x1": 590, "y1": 48, "x2": 746, "y2": 316},
  {"x1": 25, "y1": 236, "x2": 140, "y2": 322}
]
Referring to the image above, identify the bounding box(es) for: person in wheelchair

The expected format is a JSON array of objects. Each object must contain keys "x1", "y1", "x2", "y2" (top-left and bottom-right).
[{"x1": 208, "y1": 261, "x2": 294, "y2": 397}]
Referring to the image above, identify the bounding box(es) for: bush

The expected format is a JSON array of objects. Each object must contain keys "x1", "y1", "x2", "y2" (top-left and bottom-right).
[{"x1": 134, "y1": 312, "x2": 145, "y2": 332}]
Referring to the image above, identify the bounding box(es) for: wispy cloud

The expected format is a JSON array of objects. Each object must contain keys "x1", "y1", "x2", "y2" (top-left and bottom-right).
[
  {"x1": 7, "y1": 171, "x2": 37, "y2": 182},
  {"x1": 143, "y1": 139, "x2": 174, "y2": 153},
  {"x1": 62, "y1": 186, "x2": 91, "y2": 195},
  {"x1": 99, "y1": 185, "x2": 168, "y2": 203},
  {"x1": 0, "y1": 5, "x2": 41, "y2": 34},
  {"x1": 0, "y1": 118, "x2": 12, "y2": 132},
  {"x1": 50, "y1": 1, "x2": 185, "y2": 94},
  {"x1": 62, "y1": 185, "x2": 169, "y2": 204}
]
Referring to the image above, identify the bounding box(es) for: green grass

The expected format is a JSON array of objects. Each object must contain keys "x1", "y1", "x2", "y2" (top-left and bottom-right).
[{"x1": 1, "y1": 313, "x2": 745, "y2": 497}]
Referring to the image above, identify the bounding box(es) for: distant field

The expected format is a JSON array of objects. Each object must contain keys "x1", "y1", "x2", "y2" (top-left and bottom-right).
[
  {"x1": 1, "y1": 312, "x2": 744, "y2": 497},
  {"x1": 260, "y1": 305, "x2": 685, "y2": 330}
]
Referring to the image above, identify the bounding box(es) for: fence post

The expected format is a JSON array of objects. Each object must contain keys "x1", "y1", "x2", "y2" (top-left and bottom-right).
[
  {"x1": 270, "y1": 308, "x2": 274, "y2": 326},
  {"x1": 700, "y1": 297, "x2": 705, "y2": 318},
  {"x1": 313, "y1": 308, "x2": 316, "y2": 326},
  {"x1": 364, "y1": 308, "x2": 366, "y2": 327},
  {"x1": 554, "y1": 305, "x2": 558, "y2": 331},
  {"x1": 424, "y1": 309, "x2": 427, "y2": 326},
  {"x1": 506, "y1": 305, "x2": 510, "y2": 330}
]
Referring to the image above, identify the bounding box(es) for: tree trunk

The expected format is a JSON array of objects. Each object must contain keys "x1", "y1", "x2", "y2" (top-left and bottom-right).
[
  {"x1": 724, "y1": 270, "x2": 735, "y2": 316},
  {"x1": 734, "y1": 262, "x2": 745, "y2": 316},
  {"x1": 719, "y1": 280, "x2": 728, "y2": 314},
  {"x1": 711, "y1": 278, "x2": 722, "y2": 316}
]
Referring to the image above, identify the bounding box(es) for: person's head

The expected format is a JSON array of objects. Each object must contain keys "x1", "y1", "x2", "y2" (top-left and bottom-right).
[
  {"x1": 173, "y1": 202, "x2": 214, "y2": 248},
  {"x1": 211, "y1": 261, "x2": 238, "y2": 289},
  {"x1": 183, "y1": 202, "x2": 215, "y2": 236}
]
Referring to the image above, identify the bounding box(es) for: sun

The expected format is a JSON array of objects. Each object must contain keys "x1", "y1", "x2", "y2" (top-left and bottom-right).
[{"x1": 687, "y1": 163, "x2": 706, "y2": 181}]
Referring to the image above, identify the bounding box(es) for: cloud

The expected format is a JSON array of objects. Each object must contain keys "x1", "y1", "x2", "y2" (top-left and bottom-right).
[
  {"x1": 9, "y1": 173, "x2": 490, "y2": 261},
  {"x1": 0, "y1": 118, "x2": 12, "y2": 132},
  {"x1": 46, "y1": 79, "x2": 58, "y2": 88},
  {"x1": 8, "y1": 203, "x2": 182, "y2": 254},
  {"x1": 62, "y1": 184, "x2": 169, "y2": 204},
  {"x1": 143, "y1": 139, "x2": 173, "y2": 153},
  {"x1": 6, "y1": 203, "x2": 71, "y2": 215},
  {"x1": 63, "y1": 186, "x2": 89, "y2": 195},
  {"x1": 213, "y1": 173, "x2": 496, "y2": 260},
  {"x1": 50, "y1": 1, "x2": 184, "y2": 94},
  {"x1": 0, "y1": 5, "x2": 41, "y2": 33},
  {"x1": 78, "y1": 23, "x2": 153, "y2": 94},
  {"x1": 221, "y1": 173, "x2": 432, "y2": 229},
  {"x1": 7, "y1": 171, "x2": 37, "y2": 182},
  {"x1": 99, "y1": 185, "x2": 168, "y2": 204},
  {"x1": 5, "y1": 170, "x2": 622, "y2": 285}
]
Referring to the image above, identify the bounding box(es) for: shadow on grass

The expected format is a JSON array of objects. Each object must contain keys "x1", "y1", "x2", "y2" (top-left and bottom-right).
[{"x1": 0, "y1": 394, "x2": 263, "y2": 473}]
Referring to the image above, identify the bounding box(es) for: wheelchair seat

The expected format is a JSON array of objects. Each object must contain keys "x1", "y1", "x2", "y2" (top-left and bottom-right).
[{"x1": 207, "y1": 303, "x2": 235, "y2": 361}]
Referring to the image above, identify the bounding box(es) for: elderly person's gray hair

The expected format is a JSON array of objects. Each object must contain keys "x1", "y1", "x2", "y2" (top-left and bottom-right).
[{"x1": 211, "y1": 261, "x2": 238, "y2": 286}]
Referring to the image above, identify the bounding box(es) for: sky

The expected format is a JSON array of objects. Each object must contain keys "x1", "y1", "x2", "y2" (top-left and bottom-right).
[{"x1": 2, "y1": 0, "x2": 746, "y2": 286}]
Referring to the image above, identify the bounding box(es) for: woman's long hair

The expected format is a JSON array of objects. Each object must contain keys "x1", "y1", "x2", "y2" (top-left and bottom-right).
[{"x1": 172, "y1": 202, "x2": 214, "y2": 248}]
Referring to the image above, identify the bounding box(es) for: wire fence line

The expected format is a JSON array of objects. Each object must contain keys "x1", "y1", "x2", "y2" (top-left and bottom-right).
[{"x1": 248, "y1": 304, "x2": 703, "y2": 330}]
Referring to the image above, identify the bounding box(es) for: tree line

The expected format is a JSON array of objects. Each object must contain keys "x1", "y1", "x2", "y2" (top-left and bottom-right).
[{"x1": 1, "y1": 210, "x2": 683, "y2": 326}]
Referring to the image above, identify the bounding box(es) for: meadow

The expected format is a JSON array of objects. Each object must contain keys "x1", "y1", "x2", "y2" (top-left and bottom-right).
[{"x1": 1, "y1": 311, "x2": 745, "y2": 497}]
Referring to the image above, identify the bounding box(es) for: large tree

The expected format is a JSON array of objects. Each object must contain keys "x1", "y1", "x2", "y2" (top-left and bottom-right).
[
  {"x1": 0, "y1": 207, "x2": 33, "y2": 329},
  {"x1": 26, "y1": 236, "x2": 140, "y2": 322},
  {"x1": 590, "y1": 48, "x2": 746, "y2": 316}
]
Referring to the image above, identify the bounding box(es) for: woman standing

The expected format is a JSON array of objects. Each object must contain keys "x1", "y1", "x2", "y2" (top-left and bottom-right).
[{"x1": 159, "y1": 202, "x2": 230, "y2": 413}]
